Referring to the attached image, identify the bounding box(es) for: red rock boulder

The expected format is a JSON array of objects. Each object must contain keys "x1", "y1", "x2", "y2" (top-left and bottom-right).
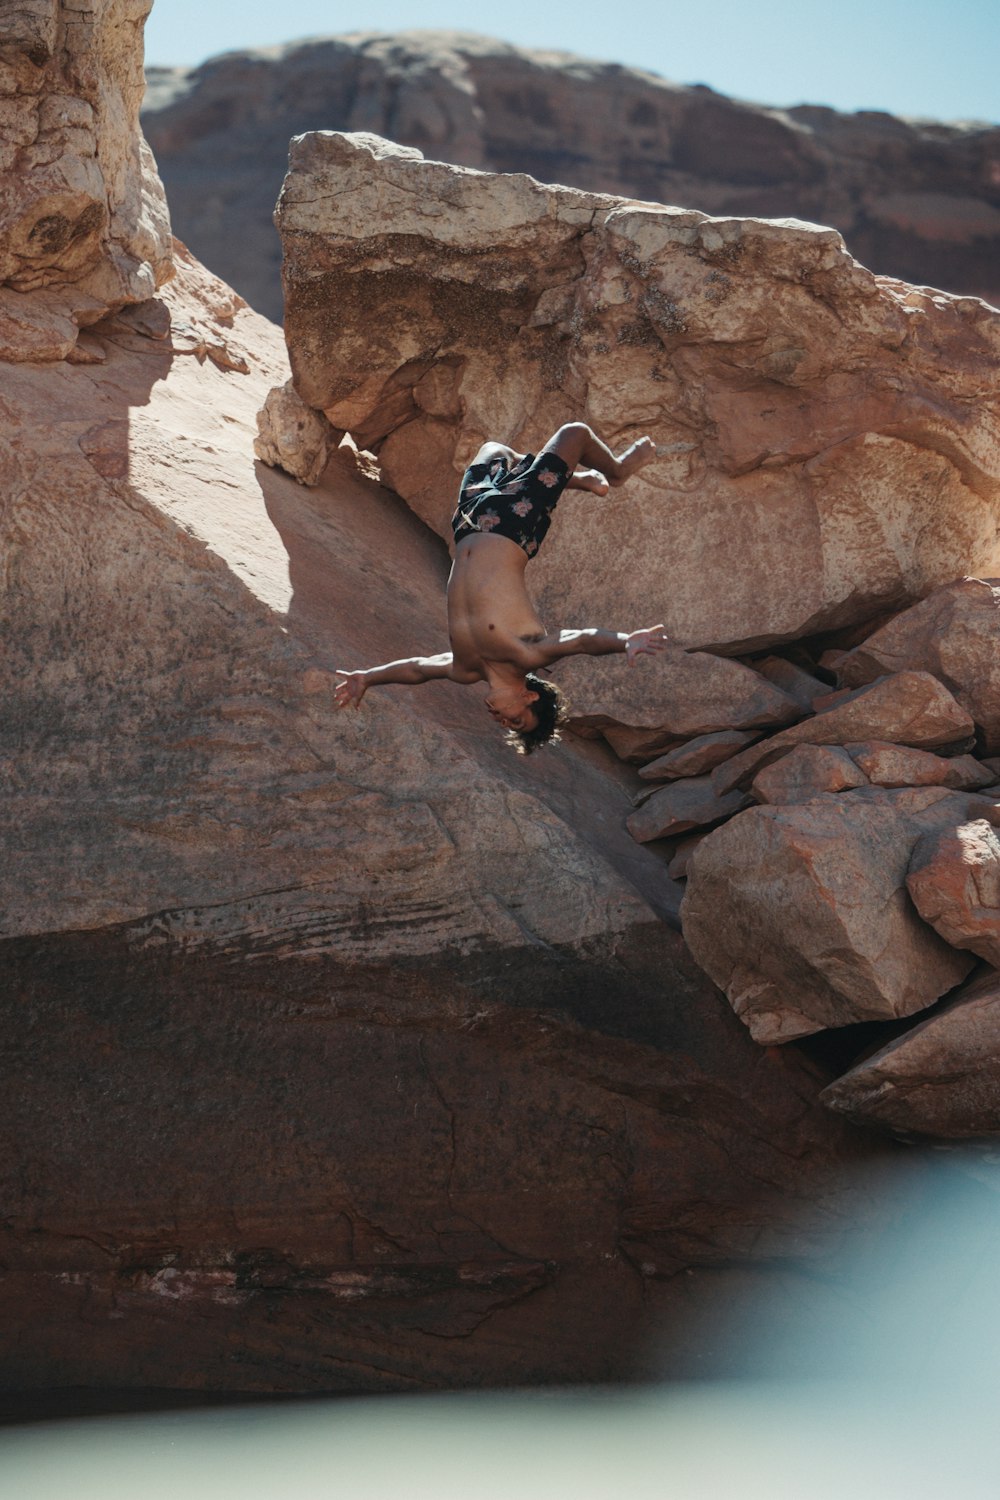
[
  {"x1": 835, "y1": 579, "x2": 1000, "y2": 752},
  {"x1": 906, "y1": 819, "x2": 1000, "y2": 967},
  {"x1": 713, "y1": 672, "x2": 974, "y2": 794},
  {"x1": 821, "y1": 970, "x2": 1000, "y2": 1138},
  {"x1": 681, "y1": 787, "x2": 983, "y2": 1043}
]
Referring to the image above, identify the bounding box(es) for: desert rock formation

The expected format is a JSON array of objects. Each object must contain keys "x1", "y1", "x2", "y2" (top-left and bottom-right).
[
  {"x1": 140, "y1": 31, "x2": 1000, "y2": 323},
  {"x1": 834, "y1": 578, "x2": 1000, "y2": 753},
  {"x1": 1, "y1": 10, "x2": 929, "y2": 1402},
  {"x1": 272, "y1": 130, "x2": 1000, "y2": 658},
  {"x1": 259, "y1": 128, "x2": 1000, "y2": 1140},
  {"x1": 1, "y1": 0, "x2": 172, "y2": 359}
]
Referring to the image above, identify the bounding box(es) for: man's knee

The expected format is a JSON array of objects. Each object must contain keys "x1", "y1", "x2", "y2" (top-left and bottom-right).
[{"x1": 545, "y1": 422, "x2": 592, "y2": 458}]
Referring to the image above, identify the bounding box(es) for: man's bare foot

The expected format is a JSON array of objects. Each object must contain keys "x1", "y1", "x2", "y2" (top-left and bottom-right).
[
  {"x1": 573, "y1": 466, "x2": 611, "y2": 496},
  {"x1": 610, "y1": 436, "x2": 657, "y2": 486}
]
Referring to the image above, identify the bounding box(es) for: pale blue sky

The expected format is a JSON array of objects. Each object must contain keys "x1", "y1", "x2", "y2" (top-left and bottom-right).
[{"x1": 145, "y1": 0, "x2": 999, "y2": 124}]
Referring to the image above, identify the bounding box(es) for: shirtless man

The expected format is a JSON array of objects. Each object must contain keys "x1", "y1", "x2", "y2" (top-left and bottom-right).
[{"x1": 334, "y1": 422, "x2": 668, "y2": 753}]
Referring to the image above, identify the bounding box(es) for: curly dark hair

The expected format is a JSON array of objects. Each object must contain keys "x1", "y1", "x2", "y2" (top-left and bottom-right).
[{"x1": 505, "y1": 674, "x2": 571, "y2": 756}]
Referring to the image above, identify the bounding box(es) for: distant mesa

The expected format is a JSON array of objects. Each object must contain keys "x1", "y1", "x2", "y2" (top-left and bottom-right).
[{"x1": 142, "y1": 29, "x2": 1000, "y2": 322}]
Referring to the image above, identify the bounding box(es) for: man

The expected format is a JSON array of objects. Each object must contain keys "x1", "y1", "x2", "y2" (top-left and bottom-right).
[{"x1": 334, "y1": 421, "x2": 668, "y2": 753}]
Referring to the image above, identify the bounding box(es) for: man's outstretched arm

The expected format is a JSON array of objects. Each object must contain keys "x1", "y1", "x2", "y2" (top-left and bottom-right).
[
  {"x1": 334, "y1": 653, "x2": 477, "y2": 709},
  {"x1": 530, "y1": 625, "x2": 671, "y2": 668}
]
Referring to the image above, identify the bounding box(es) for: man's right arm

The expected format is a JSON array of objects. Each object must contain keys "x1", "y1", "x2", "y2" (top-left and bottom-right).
[{"x1": 334, "y1": 654, "x2": 477, "y2": 709}]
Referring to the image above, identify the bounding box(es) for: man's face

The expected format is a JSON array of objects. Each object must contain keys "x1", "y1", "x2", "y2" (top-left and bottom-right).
[{"x1": 484, "y1": 683, "x2": 540, "y2": 733}]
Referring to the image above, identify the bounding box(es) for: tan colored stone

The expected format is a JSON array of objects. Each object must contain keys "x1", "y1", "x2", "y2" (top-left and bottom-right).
[
  {"x1": 835, "y1": 578, "x2": 1000, "y2": 753},
  {"x1": 1, "y1": 19, "x2": 913, "y2": 1397},
  {"x1": 2, "y1": 232, "x2": 891, "y2": 1395},
  {"x1": 845, "y1": 740, "x2": 995, "y2": 790},
  {"x1": 713, "y1": 672, "x2": 975, "y2": 795},
  {"x1": 906, "y1": 820, "x2": 1000, "y2": 967},
  {"x1": 268, "y1": 130, "x2": 1000, "y2": 656},
  {"x1": 681, "y1": 787, "x2": 980, "y2": 1043},
  {"x1": 638, "y1": 729, "x2": 761, "y2": 781},
  {"x1": 0, "y1": 0, "x2": 172, "y2": 359},
  {"x1": 750, "y1": 744, "x2": 868, "y2": 804},
  {"x1": 821, "y1": 970, "x2": 1000, "y2": 1138},
  {"x1": 253, "y1": 378, "x2": 343, "y2": 486},
  {"x1": 556, "y1": 648, "x2": 800, "y2": 738},
  {"x1": 626, "y1": 778, "x2": 750, "y2": 843}
]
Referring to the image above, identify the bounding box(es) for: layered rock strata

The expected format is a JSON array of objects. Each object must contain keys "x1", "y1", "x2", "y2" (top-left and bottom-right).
[{"x1": 140, "y1": 31, "x2": 1000, "y2": 323}]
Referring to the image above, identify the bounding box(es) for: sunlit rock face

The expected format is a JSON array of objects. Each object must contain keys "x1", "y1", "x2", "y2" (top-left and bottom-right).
[
  {"x1": 0, "y1": 12, "x2": 901, "y2": 1392},
  {"x1": 140, "y1": 30, "x2": 1000, "y2": 323},
  {"x1": 270, "y1": 130, "x2": 1000, "y2": 655},
  {"x1": 0, "y1": 0, "x2": 172, "y2": 359},
  {"x1": 5, "y1": 14, "x2": 998, "y2": 1402},
  {"x1": 1, "y1": 230, "x2": 895, "y2": 1396}
]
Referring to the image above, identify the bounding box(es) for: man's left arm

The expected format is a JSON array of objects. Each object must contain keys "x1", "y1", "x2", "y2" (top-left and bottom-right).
[{"x1": 532, "y1": 624, "x2": 670, "y2": 667}]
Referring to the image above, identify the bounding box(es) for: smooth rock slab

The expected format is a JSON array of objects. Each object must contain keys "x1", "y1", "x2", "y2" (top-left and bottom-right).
[
  {"x1": 845, "y1": 740, "x2": 995, "y2": 790},
  {"x1": 713, "y1": 672, "x2": 975, "y2": 794},
  {"x1": 601, "y1": 725, "x2": 685, "y2": 764},
  {"x1": 906, "y1": 819, "x2": 1000, "y2": 967},
  {"x1": 638, "y1": 730, "x2": 761, "y2": 781},
  {"x1": 626, "y1": 778, "x2": 750, "y2": 842},
  {"x1": 557, "y1": 648, "x2": 800, "y2": 738},
  {"x1": 681, "y1": 787, "x2": 981, "y2": 1043},
  {"x1": 753, "y1": 655, "x2": 832, "y2": 710},
  {"x1": 751, "y1": 744, "x2": 868, "y2": 804},
  {"x1": 835, "y1": 578, "x2": 1000, "y2": 753},
  {"x1": 821, "y1": 970, "x2": 1000, "y2": 1138}
]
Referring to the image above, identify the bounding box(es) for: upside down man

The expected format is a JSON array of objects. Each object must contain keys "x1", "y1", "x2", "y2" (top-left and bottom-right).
[{"x1": 334, "y1": 422, "x2": 669, "y2": 753}]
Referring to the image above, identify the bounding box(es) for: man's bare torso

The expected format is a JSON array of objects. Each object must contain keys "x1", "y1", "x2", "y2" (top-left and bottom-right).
[{"x1": 446, "y1": 532, "x2": 544, "y2": 682}]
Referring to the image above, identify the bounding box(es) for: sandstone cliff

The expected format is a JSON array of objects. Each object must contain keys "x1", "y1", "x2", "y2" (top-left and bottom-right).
[
  {"x1": 1, "y1": 10, "x2": 911, "y2": 1400},
  {"x1": 261, "y1": 128, "x2": 1000, "y2": 1144},
  {"x1": 141, "y1": 30, "x2": 1000, "y2": 323}
]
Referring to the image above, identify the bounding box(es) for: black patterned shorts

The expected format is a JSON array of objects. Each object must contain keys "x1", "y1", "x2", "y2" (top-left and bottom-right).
[{"x1": 451, "y1": 450, "x2": 571, "y2": 559}]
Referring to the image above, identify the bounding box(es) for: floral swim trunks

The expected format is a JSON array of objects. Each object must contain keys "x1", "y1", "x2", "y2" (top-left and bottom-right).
[{"x1": 451, "y1": 450, "x2": 572, "y2": 559}]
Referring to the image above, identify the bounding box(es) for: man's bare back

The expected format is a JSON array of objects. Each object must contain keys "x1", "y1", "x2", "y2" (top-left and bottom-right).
[{"x1": 334, "y1": 422, "x2": 666, "y2": 751}]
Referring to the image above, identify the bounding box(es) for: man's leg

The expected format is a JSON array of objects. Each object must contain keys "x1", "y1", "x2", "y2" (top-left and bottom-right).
[{"x1": 539, "y1": 423, "x2": 656, "y2": 486}]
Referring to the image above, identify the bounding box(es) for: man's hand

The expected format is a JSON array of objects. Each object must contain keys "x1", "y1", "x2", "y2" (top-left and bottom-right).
[
  {"x1": 334, "y1": 669, "x2": 368, "y2": 709},
  {"x1": 625, "y1": 624, "x2": 670, "y2": 666}
]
